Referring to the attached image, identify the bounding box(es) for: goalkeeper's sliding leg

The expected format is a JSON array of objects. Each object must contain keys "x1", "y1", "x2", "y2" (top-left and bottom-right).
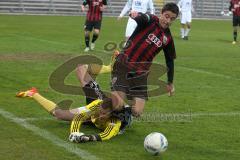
[
  {"x1": 15, "y1": 59, "x2": 110, "y2": 121},
  {"x1": 16, "y1": 87, "x2": 102, "y2": 121}
]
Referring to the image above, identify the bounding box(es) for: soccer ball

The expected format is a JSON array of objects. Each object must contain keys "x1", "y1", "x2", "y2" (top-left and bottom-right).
[{"x1": 144, "y1": 132, "x2": 168, "y2": 155}]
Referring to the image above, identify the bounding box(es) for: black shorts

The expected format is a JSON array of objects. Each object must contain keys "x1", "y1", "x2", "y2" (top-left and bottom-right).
[
  {"x1": 84, "y1": 20, "x2": 102, "y2": 31},
  {"x1": 233, "y1": 15, "x2": 240, "y2": 26},
  {"x1": 111, "y1": 56, "x2": 148, "y2": 100}
]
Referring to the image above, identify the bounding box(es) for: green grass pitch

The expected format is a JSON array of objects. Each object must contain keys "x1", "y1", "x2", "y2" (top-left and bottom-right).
[{"x1": 0, "y1": 14, "x2": 240, "y2": 160}]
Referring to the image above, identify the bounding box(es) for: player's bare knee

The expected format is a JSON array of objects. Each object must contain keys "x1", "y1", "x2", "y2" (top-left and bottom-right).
[
  {"x1": 53, "y1": 109, "x2": 65, "y2": 120},
  {"x1": 54, "y1": 109, "x2": 74, "y2": 121},
  {"x1": 94, "y1": 29, "x2": 100, "y2": 35},
  {"x1": 131, "y1": 98, "x2": 145, "y2": 117},
  {"x1": 111, "y1": 94, "x2": 124, "y2": 111},
  {"x1": 132, "y1": 108, "x2": 143, "y2": 117}
]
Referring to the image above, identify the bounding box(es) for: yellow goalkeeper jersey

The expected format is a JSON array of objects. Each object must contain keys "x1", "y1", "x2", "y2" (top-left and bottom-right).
[
  {"x1": 70, "y1": 113, "x2": 121, "y2": 141},
  {"x1": 91, "y1": 116, "x2": 121, "y2": 141}
]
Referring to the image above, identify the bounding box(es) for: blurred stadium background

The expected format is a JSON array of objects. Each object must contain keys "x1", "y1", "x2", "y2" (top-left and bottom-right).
[{"x1": 0, "y1": 0, "x2": 232, "y2": 18}]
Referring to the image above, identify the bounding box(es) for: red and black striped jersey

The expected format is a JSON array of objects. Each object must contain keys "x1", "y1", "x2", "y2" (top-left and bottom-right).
[
  {"x1": 83, "y1": 0, "x2": 107, "y2": 21},
  {"x1": 230, "y1": 0, "x2": 240, "y2": 16},
  {"x1": 121, "y1": 13, "x2": 176, "y2": 73}
]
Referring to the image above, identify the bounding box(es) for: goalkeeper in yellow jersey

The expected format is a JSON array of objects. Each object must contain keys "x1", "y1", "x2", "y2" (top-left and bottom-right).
[
  {"x1": 16, "y1": 52, "x2": 133, "y2": 142},
  {"x1": 17, "y1": 87, "x2": 121, "y2": 142}
]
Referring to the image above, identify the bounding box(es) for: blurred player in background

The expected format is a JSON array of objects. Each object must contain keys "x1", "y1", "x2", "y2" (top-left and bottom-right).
[
  {"x1": 117, "y1": 0, "x2": 155, "y2": 42},
  {"x1": 81, "y1": 0, "x2": 107, "y2": 52},
  {"x1": 178, "y1": 0, "x2": 194, "y2": 40},
  {"x1": 229, "y1": 0, "x2": 240, "y2": 44}
]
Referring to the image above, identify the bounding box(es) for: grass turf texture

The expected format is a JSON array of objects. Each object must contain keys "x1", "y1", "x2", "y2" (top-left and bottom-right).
[{"x1": 0, "y1": 14, "x2": 240, "y2": 160}]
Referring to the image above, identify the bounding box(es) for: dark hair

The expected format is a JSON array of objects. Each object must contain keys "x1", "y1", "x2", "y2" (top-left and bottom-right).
[{"x1": 162, "y1": 3, "x2": 179, "y2": 17}]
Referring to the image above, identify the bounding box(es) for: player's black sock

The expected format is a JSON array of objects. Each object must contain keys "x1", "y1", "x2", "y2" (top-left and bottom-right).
[
  {"x1": 92, "y1": 34, "x2": 98, "y2": 43},
  {"x1": 233, "y1": 31, "x2": 237, "y2": 41},
  {"x1": 82, "y1": 81, "x2": 104, "y2": 104},
  {"x1": 86, "y1": 97, "x2": 95, "y2": 105},
  {"x1": 85, "y1": 35, "x2": 90, "y2": 47}
]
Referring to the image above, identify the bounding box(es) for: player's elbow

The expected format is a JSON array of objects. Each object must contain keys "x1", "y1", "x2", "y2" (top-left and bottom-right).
[{"x1": 103, "y1": 136, "x2": 112, "y2": 140}]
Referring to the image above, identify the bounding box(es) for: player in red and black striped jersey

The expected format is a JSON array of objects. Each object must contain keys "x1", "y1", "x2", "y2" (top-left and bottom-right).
[
  {"x1": 81, "y1": 0, "x2": 107, "y2": 52},
  {"x1": 122, "y1": 13, "x2": 176, "y2": 75},
  {"x1": 229, "y1": 0, "x2": 240, "y2": 44},
  {"x1": 96, "y1": 3, "x2": 179, "y2": 118}
]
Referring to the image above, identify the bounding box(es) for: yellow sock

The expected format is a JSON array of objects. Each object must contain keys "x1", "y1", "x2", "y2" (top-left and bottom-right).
[
  {"x1": 89, "y1": 64, "x2": 112, "y2": 74},
  {"x1": 99, "y1": 65, "x2": 112, "y2": 74},
  {"x1": 32, "y1": 93, "x2": 57, "y2": 113}
]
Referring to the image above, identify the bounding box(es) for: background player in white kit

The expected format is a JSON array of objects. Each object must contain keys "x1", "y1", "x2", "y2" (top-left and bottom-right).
[
  {"x1": 178, "y1": 0, "x2": 194, "y2": 40},
  {"x1": 117, "y1": 0, "x2": 155, "y2": 41}
]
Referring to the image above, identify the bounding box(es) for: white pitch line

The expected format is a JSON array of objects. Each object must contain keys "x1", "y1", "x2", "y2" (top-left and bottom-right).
[
  {"x1": 178, "y1": 66, "x2": 240, "y2": 81},
  {"x1": 0, "y1": 108, "x2": 99, "y2": 160},
  {"x1": 24, "y1": 117, "x2": 56, "y2": 121}
]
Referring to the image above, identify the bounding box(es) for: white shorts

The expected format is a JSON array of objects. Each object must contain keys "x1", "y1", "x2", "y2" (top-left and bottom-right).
[
  {"x1": 125, "y1": 18, "x2": 137, "y2": 37},
  {"x1": 180, "y1": 11, "x2": 192, "y2": 24}
]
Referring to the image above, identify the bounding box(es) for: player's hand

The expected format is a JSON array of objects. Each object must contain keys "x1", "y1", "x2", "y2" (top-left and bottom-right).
[
  {"x1": 129, "y1": 10, "x2": 139, "y2": 18},
  {"x1": 78, "y1": 135, "x2": 97, "y2": 143},
  {"x1": 81, "y1": 5, "x2": 85, "y2": 12},
  {"x1": 100, "y1": 6, "x2": 106, "y2": 11},
  {"x1": 117, "y1": 16, "x2": 122, "y2": 20},
  {"x1": 166, "y1": 83, "x2": 175, "y2": 97},
  {"x1": 178, "y1": 8, "x2": 182, "y2": 13}
]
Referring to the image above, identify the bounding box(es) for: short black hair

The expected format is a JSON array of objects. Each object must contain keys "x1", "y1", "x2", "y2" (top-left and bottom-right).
[{"x1": 162, "y1": 3, "x2": 179, "y2": 17}]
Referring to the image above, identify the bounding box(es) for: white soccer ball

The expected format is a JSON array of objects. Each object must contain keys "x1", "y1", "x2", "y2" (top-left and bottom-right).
[
  {"x1": 144, "y1": 132, "x2": 168, "y2": 155},
  {"x1": 69, "y1": 132, "x2": 84, "y2": 142}
]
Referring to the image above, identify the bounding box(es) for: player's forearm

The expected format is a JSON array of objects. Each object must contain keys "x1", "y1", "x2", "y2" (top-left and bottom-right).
[
  {"x1": 149, "y1": 1, "x2": 155, "y2": 14},
  {"x1": 130, "y1": 12, "x2": 150, "y2": 25},
  {"x1": 120, "y1": 3, "x2": 131, "y2": 17},
  {"x1": 150, "y1": 8, "x2": 155, "y2": 15},
  {"x1": 229, "y1": 2, "x2": 233, "y2": 11},
  {"x1": 166, "y1": 59, "x2": 174, "y2": 84},
  {"x1": 97, "y1": 120, "x2": 121, "y2": 141},
  {"x1": 100, "y1": 5, "x2": 107, "y2": 12},
  {"x1": 70, "y1": 114, "x2": 84, "y2": 133}
]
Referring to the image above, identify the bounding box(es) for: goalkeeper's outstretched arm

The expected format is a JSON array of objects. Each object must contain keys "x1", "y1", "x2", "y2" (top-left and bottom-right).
[
  {"x1": 97, "y1": 117, "x2": 121, "y2": 141},
  {"x1": 69, "y1": 117, "x2": 121, "y2": 143}
]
